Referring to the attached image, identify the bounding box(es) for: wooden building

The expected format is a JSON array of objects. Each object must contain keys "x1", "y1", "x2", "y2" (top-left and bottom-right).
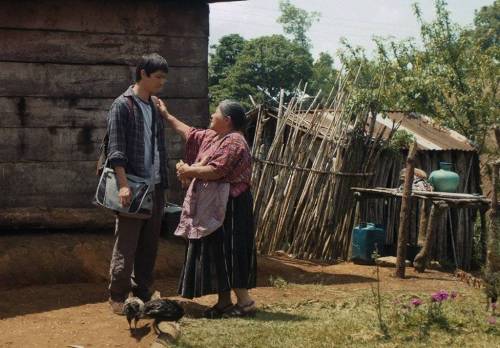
[
  {"x1": 360, "y1": 112, "x2": 483, "y2": 270},
  {"x1": 0, "y1": 0, "x2": 242, "y2": 228}
]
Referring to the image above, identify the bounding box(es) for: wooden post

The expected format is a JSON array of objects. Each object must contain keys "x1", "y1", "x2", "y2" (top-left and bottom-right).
[
  {"x1": 395, "y1": 141, "x2": 418, "y2": 278},
  {"x1": 413, "y1": 200, "x2": 448, "y2": 272},
  {"x1": 487, "y1": 162, "x2": 500, "y2": 273},
  {"x1": 417, "y1": 199, "x2": 429, "y2": 247}
]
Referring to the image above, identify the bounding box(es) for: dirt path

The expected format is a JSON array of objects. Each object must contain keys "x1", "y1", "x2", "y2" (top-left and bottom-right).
[{"x1": 0, "y1": 256, "x2": 472, "y2": 347}]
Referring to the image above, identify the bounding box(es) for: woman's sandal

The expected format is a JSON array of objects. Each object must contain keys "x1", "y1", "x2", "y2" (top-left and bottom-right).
[
  {"x1": 223, "y1": 301, "x2": 257, "y2": 318},
  {"x1": 203, "y1": 303, "x2": 234, "y2": 319}
]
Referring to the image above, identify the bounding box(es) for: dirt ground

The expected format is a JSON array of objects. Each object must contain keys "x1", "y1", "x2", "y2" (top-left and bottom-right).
[{"x1": 0, "y1": 251, "x2": 473, "y2": 348}]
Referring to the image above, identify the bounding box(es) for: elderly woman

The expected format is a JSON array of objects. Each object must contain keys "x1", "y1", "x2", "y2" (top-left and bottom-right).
[{"x1": 156, "y1": 98, "x2": 257, "y2": 318}]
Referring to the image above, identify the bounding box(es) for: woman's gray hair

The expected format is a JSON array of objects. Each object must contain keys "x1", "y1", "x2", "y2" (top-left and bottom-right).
[{"x1": 219, "y1": 100, "x2": 247, "y2": 131}]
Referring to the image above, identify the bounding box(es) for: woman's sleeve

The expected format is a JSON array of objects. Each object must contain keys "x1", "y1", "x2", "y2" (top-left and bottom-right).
[
  {"x1": 206, "y1": 137, "x2": 246, "y2": 177},
  {"x1": 184, "y1": 128, "x2": 207, "y2": 165}
]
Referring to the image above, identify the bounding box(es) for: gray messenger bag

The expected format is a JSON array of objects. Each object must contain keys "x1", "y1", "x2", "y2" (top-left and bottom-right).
[
  {"x1": 94, "y1": 161, "x2": 154, "y2": 219},
  {"x1": 93, "y1": 96, "x2": 156, "y2": 219}
]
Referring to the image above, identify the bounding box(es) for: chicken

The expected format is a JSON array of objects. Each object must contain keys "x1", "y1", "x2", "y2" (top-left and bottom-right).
[
  {"x1": 143, "y1": 299, "x2": 184, "y2": 334},
  {"x1": 123, "y1": 297, "x2": 145, "y2": 330}
]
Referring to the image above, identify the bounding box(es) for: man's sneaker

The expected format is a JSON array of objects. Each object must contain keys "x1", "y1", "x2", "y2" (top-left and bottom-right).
[{"x1": 108, "y1": 298, "x2": 125, "y2": 315}]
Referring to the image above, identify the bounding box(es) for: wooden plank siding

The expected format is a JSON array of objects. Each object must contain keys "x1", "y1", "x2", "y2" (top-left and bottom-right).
[
  {"x1": 0, "y1": 1, "x2": 209, "y2": 37},
  {"x1": 0, "y1": 29, "x2": 207, "y2": 67},
  {"x1": 0, "y1": 97, "x2": 208, "y2": 128},
  {"x1": 0, "y1": 62, "x2": 207, "y2": 98},
  {"x1": 0, "y1": 0, "x2": 211, "y2": 218}
]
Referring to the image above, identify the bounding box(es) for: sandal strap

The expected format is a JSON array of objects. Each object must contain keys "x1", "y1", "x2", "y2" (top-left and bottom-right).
[{"x1": 203, "y1": 303, "x2": 233, "y2": 319}]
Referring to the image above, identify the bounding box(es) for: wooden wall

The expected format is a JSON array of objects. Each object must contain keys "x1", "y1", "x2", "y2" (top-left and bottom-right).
[{"x1": 0, "y1": 0, "x2": 210, "y2": 219}]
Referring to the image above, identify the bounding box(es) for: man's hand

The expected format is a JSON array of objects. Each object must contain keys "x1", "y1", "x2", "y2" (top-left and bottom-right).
[{"x1": 119, "y1": 186, "x2": 132, "y2": 207}]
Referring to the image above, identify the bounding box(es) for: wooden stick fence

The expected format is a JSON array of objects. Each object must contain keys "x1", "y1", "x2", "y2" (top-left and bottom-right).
[{"x1": 251, "y1": 76, "x2": 398, "y2": 262}]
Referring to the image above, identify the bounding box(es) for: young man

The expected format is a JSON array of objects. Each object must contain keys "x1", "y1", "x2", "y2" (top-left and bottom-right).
[{"x1": 106, "y1": 53, "x2": 169, "y2": 314}]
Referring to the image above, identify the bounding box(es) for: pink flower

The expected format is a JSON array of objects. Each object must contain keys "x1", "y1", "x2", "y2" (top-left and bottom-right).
[
  {"x1": 431, "y1": 290, "x2": 449, "y2": 302},
  {"x1": 487, "y1": 316, "x2": 497, "y2": 325},
  {"x1": 411, "y1": 298, "x2": 423, "y2": 307},
  {"x1": 450, "y1": 291, "x2": 457, "y2": 299},
  {"x1": 492, "y1": 302, "x2": 497, "y2": 310}
]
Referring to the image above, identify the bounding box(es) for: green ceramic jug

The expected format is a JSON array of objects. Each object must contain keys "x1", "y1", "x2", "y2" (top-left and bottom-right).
[{"x1": 428, "y1": 162, "x2": 460, "y2": 192}]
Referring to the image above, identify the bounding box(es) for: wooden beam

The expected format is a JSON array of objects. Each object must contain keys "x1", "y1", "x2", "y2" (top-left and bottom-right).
[
  {"x1": 413, "y1": 201, "x2": 449, "y2": 272},
  {"x1": 0, "y1": 29, "x2": 207, "y2": 67},
  {"x1": 0, "y1": 97, "x2": 208, "y2": 128},
  {"x1": 0, "y1": 62, "x2": 207, "y2": 98},
  {"x1": 0, "y1": 0, "x2": 209, "y2": 37},
  {"x1": 395, "y1": 140, "x2": 417, "y2": 278},
  {"x1": 0, "y1": 159, "x2": 185, "y2": 208}
]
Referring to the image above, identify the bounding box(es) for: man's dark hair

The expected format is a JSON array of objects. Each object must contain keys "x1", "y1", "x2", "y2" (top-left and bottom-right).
[{"x1": 135, "y1": 53, "x2": 169, "y2": 82}]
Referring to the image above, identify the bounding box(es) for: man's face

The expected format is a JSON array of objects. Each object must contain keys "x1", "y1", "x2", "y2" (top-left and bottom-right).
[{"x1": 140, "y1": 69, "x2": 167, "y2": 94}]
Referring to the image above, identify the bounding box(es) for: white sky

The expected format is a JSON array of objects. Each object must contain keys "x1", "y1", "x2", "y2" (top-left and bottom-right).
[{"x1": 209, "y1": 0, "x2": 494, "y2": 61}]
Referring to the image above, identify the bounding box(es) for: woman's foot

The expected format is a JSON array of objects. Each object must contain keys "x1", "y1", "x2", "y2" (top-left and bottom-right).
[
  {"x1": 223, "y1": 300, "x2": 256, "y2": 318},
  {"x1": 203, "y1": 302, "x2": 233, "y2": 319}
]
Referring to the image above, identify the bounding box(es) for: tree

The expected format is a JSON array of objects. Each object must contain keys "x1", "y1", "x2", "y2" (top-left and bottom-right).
[
  {"x1": 472, "y1": 0, "x2": 499, "y2": 52},
  {"x1": 208, "y1": 34, "x2": 246, "y2": 87},
  {"x1": 211, "y1": 35, "x2": 313, "y2": 109},
  {"x1": 277, "y1": 0, "x2": 320, "y2": 51},
  {"x1": 340, "y1": 0, "x2": 498, "y2": 151},
  {"x1": 309, "y1": 52, "x2": 338, "y2": 99}
]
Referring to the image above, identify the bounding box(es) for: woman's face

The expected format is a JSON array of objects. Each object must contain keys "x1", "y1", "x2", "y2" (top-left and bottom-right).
[{"x1": 209, "y1": 106, "x2": 232, "y2": 133}]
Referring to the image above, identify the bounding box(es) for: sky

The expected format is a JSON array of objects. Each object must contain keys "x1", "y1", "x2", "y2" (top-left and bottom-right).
[{"x1": 209, "y1": 0, "x2": 494, "y2": 60}]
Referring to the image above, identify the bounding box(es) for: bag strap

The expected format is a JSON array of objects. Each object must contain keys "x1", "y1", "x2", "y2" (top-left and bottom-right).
[{"x1": 149, "y1": 98, "x2": 156, "y2": 185}]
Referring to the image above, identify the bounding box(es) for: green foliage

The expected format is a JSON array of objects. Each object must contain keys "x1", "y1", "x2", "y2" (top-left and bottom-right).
[
  {"x1": 208, "y1": 34, "x2": 246, "y2": 87},
  {"x1": 471, "y1": 0, "x2": 500, "y2": 53},
  {"x1": 210, "y1": 35, "x2": 313, "y2": 110},
  {"x1": 308, "y1": 52, "x2": 338, "y2": 99},
  {"x1": 277, "y1": 0, "x2": 320, "y2": 51},
  {"x1": 338, "y1": 41, "x2": 391, "y2": 118},
  {"x1": 340, "y1": 0, "x2": 499, "y2": 152},
  {"x1": 389, "y1": 129, "x2": 415, "y2": 150}
]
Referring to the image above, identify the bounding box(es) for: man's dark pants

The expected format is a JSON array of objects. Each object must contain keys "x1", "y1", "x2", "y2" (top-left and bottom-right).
[{"x1": 109, "y1": 184, "x2": 165, "y2": 302}]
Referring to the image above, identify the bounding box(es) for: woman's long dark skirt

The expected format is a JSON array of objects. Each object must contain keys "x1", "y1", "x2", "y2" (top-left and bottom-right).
[{"x1": 178, "y1": 189, "x2": 257, "y2": 299}]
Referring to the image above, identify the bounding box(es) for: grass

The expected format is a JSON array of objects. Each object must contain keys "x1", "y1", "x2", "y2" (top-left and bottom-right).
[{"x1": 171, "y1": 284, "x2": 500, "y2": 348}]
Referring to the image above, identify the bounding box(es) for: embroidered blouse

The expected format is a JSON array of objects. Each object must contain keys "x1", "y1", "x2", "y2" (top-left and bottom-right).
[{"x1": 184, "y1": 127, "x2": 252, "y2": 197}]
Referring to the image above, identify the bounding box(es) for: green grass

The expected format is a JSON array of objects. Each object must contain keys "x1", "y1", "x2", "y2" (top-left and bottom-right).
[{"x1": 171, "y1": 284, "x2": 500, "y2": 348}]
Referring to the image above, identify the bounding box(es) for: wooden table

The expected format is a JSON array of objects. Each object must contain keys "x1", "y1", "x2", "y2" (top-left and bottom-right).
[{"x1": 351, "y1": 187, "x2": 491, "y2": 272}]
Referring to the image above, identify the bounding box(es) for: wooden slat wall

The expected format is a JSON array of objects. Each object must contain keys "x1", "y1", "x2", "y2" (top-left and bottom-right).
[{"x1": 0, "y1": 0, "x2": 210, "y2": 215}]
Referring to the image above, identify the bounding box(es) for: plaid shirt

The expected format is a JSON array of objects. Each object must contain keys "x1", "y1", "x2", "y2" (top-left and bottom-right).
[{"x1": 106, "y1": 86, "x2": 168, "y2": 189}]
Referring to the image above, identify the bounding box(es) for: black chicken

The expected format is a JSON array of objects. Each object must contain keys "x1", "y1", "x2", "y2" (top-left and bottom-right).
[
  {"x1": 123, "y1": 297, "x2": 145, "y2": 330},
  {"x1": 143, "y1": 299, "x2": 184, "y2": 321},
  {"x1": 143, "y1": 299, "x2": 184, "y2": 334}
]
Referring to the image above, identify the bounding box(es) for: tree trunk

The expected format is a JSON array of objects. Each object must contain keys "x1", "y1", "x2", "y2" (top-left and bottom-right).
[
  {"x1": 395, "y1": 141, "x2": 418, "y2": 278},
  {"x1": 417, "y1": 199, "x2": 429, "y2": 247}
]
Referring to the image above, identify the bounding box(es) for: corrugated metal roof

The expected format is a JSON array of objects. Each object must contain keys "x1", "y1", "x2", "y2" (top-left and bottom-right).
[
  {"x1": 375, "y1": 112, "x2": 476, "y2": 152},
  {"x1": 249, "y1": 107, "x2": 476, "y2": 152}
]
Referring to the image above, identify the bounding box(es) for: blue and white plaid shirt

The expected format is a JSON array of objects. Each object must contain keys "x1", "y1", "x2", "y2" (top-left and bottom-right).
[{"x1": 106, "y1": 86, "x2": 169, "y2": 189}]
